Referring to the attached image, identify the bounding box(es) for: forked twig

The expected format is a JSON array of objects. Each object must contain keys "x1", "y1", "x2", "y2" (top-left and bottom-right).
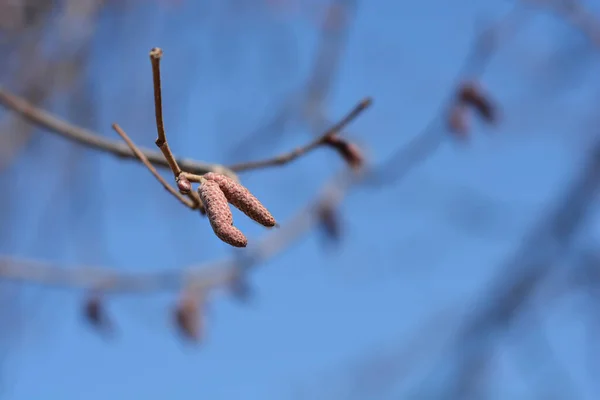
[
  {"x1": 0, "y1": 86, "x2": 238, "y2": 179},
  {"x1": 0, "y1": 61, "x2": 368, "y2": 187},
  {"x1": 112, "y1": 123, "x2": 195, "y2": 209}
]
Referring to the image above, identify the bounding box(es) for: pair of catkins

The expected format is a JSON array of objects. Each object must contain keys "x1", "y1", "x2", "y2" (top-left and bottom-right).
[{"x1": 198, "y1": 172, "x2": 276, "y2": 247}]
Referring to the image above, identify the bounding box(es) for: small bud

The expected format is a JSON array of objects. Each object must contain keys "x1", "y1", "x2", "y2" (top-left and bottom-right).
[
  {"x1": 177, "y1": 175, "x2": 191, "y2": 194},
  {"x1": 149, "y1": 47, "x2": 163, "y2": 59},
  {"x1": 458, "y1": 81, "x2": 496, "y2": 123},
  {"x1": 84, "y1": 297, "x2": 101, "y2": 325},
  {"x1": 317, "y1": 200, "x2": 341, "y2": 243},
  {"x1": 174, "y1": 291, "x2": 202, "y2": 342},
  {"x1": 324, "y1": 136, "x2": 364, "y2": 171},
  {"x1": 358, "y1": 97, "x2": 373, "y2": 111},
  {"x1": 83, "y1": 294, "x2": 111, "y2": 335},
  {"x1": 203, "y1": 173, "x2": 277, "y2": 228},
  {"x1": 198, "y1": 180, "x2": 248, "y2": 247}
]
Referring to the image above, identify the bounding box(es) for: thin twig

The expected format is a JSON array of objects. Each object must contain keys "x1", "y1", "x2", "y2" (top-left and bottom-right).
[
  {"x1": 111, "y1": 123, "x2": 195, "y2": 209},
  {"x1": 0, "y1": 255, "x2": 235, "y2": 293},
  {"x1": 0, "y1": 86, "x2": 238, "y2": 179},
  {"x1": 228, "y1": 97, "x2": 372, "y2": 172},
  {"x1": 149, "y1": 47, "x2": 183, "y2": 177}
]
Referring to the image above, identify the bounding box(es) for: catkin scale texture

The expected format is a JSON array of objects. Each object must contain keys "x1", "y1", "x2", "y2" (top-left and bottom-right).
[
  {"x1": 198, "y1": 180, "x2": 248, "y2": 247},
  {"x1": 204, "y1": 172, "x2": 276, "y2": 228}
]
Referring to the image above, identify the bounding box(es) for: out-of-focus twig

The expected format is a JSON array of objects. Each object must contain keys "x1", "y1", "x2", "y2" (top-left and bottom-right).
[
  {"x1": 0, "y1": 0, "x2": 100, "y2": 172},
  {"x1": 526, "y1": 0, "x2": 600, "y2": 47}
]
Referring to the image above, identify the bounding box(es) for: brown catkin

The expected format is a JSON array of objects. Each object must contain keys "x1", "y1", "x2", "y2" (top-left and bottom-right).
[
  {"x1": 458, "y1": 81, "x2": 495, "y2": 123},
  {"x1": 204, "y1": 172, "x2": 276, "y2": 228},
  {"x1": 198, "y1": 179, "x2": 248, "y2": 247},
  {"x1": 174, "y1": 291, "x2": 203, "y2": 342}
]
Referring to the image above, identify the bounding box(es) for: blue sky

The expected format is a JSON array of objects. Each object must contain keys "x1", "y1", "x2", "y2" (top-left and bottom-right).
[{"x1": 1, "y1": 0, "x2": 600, "y2": 398}]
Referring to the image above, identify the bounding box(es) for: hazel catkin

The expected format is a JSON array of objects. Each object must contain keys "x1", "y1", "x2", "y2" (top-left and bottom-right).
[
  {"x1": 198, "y1": 179, "x2": 248, "y2": 247},
  {"x1": 203, "y1": 172, "x2": 276, "y2": 228}
]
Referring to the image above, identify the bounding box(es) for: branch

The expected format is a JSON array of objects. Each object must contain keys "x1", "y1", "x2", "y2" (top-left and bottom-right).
[
  {"x1": 227, "y1": 97, "x2": 372, "y2": 172},
  {"x1": 0, "y1": 86, "x2": 238, "y2": 180},
  {"x1": 0, "y1": 84, "x2": 368, "y2": 179}
]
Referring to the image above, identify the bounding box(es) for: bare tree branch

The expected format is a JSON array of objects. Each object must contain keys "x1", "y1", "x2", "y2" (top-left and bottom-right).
[{"x1": 0, "y1": 86, "x2": 239, "y2": 179}]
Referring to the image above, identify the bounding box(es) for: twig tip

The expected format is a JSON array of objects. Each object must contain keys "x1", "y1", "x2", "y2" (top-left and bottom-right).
[
  {"x1": 150, "y1": 47, "x2": 163, "y2": 59},
  {"x1": 360, "y1": 97, "x2": 373, "y2": 110}
]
